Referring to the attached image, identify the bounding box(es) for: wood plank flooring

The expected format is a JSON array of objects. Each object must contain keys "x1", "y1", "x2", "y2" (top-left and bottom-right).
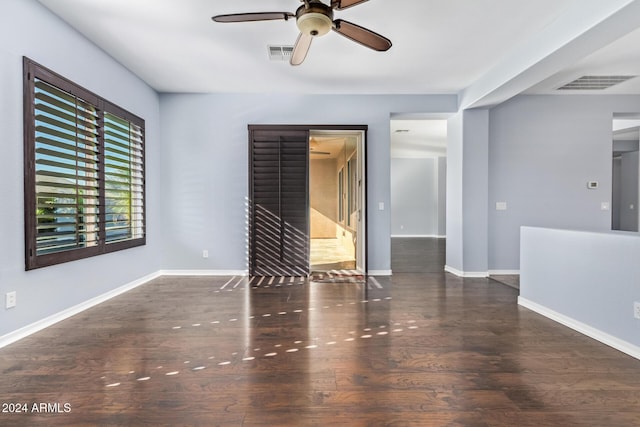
[
  {"x1": 1, "y1": 271, "x2": 639, "y2": 426},
  {"x1": 391, "y1": 237, "x2": 446, "y2": 273}
]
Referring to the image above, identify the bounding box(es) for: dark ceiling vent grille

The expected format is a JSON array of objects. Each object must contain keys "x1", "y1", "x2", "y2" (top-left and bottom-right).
[
  {"x1": 268, "y1": 45, "x2": 294, "y2": 61},
  {"x1": 557, "y1": 75, "x2": 637, "y2": 90}
]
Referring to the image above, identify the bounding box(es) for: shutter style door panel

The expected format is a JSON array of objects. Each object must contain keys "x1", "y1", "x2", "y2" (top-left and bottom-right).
[{"x1": 249, "y1": 128, "x2": 309, "y2": 276}]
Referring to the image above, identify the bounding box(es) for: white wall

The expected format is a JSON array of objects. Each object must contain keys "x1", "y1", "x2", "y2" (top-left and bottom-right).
[
  {"x1": 159, "y1": 94, "x2": 458, "y2": 273},
  {"x1": 488, "y1": 94, "x2": 640, "y2": 271},
  {"x1": 0, "y1": 0, "x2": 161, "y2": 337}
]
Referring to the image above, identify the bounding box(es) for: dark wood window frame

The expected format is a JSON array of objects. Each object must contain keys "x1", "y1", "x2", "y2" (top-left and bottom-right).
[{"x1": 23, "y1": 57, "x2": 146, "y2": 270}]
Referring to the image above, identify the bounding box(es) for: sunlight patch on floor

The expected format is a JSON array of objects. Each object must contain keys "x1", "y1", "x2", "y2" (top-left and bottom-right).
[{"x1": 310, "y1": 238, "x2": 355, "y2": 265}]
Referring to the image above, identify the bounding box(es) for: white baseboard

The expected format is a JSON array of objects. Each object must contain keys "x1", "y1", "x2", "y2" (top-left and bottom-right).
[
  {"x1": 367, "y1": 270, "x2": 392, "y2": 276},
  {"x1": 391, "y1": 235, "x2": 446, "y2": 239},
  {"x1": 444, "y1": 265, "x2": 488, "y2": 278},
  {"x1": 489, "y1": 270, "x2": 520, "y2": 275},
  {"x1": 518, "y1": 297, "x2": 640, "y2": 361},
  {"x1": 159, "y1": 269, "x2": 248, "y2": 276},
  {"x1": 0, "y1": 271, "x2": 162, "y2": 349}
]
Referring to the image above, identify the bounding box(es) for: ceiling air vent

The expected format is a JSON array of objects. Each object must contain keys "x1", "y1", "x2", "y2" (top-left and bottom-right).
[
  {"x1": 268, "y1": 45, "x2": 294, "y2": 61},
  {"x1": 557, "y1": 75, "x2": 637, "y2": 91}
]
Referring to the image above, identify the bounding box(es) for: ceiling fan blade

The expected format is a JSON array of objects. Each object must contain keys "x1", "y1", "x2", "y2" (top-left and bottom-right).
[
  {"x1": 331, "y1": 0, "x2": 369, "y2": 10},
  {"x1": 290, "y1": 33, "x2": 313, "y2": 66},
  {"x1": 212, "y1": 12, "x2": 294, "y2": 23},
  {"x1": 333, "y1": 19, "x2": 392, "y2": 51}
]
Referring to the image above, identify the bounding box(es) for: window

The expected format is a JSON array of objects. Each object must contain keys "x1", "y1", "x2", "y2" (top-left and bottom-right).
[{"x1": 23, "y1": 57, "x2": 145, "y2": 270}]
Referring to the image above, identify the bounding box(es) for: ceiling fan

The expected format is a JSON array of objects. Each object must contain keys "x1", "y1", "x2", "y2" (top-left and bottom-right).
[
  {"x1": 309, "y1": 136, "x2": 344, "y2": 155},
  {"x1": 212, "y1": 0, "x2": 392, "y2": 66},
  {"x1": 309, "y1": 137, "x2": 331, "y2": 155}
]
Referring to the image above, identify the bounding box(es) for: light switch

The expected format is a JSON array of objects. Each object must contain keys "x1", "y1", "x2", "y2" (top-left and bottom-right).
[
  {"x1": 378, "y1": 202, "x2": 385, "y2": 211},
  {"x1": 496, "y1": 202, "x2": 507, "y2": 211},
  {"x1": 601, "y1": 202, "x2": 610, "y2": 211}
]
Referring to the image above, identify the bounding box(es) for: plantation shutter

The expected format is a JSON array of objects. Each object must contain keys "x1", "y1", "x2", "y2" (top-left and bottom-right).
[
  {"x1": 103, "y1": 111, "x2": 145, "y2": 244},
  {"x1": 32, "y1": 78, "x2": 101, "y2": 257},
  {"x1": 24, "y1": 57, "x2": 146, "y2": 270},
  {"x1": 249, "y1": 127, "x2": 309, "y2": 276}
]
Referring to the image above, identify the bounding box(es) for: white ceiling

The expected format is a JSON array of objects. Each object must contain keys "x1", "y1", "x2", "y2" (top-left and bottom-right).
[
  {"x1": 309, "y1": 133, "x2": 355, "y2": 159},
  {"x1": 36, "y1": 0, "x2": 640, "y2": 158},
  {"x1": 35, "y1": 0, "x2": 640, "y2": 98},
  {"x1": 391, "y1": 120, "x2": 447, "y2": 159},
  {"x1": 526, "y1": 25, "x2": 640, "y2": 95}
]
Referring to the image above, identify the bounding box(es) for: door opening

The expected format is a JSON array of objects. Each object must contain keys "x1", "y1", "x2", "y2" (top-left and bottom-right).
[
  {"x1": 390, "y1": 118, "x2": 447, "y2": 273},
  {"x1": 309, "y1": 130, "x2": 366, "y2": 272},
  {"x1": 248, "y1": 125, "x2": 367, "y2": 277},
  {"x1": 612, "y1": 114, "x2": 640, "y2": 232}
]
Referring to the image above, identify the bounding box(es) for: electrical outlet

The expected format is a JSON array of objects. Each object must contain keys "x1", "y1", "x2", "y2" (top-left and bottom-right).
[
  {"x1": 202, "y1": 250, "x2": 209, "y2": 259},
  {"x1": 634, "y1": 301, "x2": 640, "y2": 320},
  {"x1": 6, "y1": 291, "x2": 16, "y2": 309}
]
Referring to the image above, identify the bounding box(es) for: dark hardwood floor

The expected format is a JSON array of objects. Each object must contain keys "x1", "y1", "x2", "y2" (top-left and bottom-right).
[
  {"x1": 1, "y1": 270, "x2": 639, "y2": 426},
  {"x1": 391, "y1": 237, "x2": 446, "y2": 273}
]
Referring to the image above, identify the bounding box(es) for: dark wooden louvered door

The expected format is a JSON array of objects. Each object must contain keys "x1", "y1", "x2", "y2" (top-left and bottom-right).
[{"x1": 249, "y1": 127, "x2": 309, "y2": 276}]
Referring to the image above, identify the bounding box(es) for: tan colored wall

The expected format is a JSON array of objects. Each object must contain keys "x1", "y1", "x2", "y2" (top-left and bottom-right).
[{"x1": 310, "y1": 158, "x2": 338, "y2": 238}]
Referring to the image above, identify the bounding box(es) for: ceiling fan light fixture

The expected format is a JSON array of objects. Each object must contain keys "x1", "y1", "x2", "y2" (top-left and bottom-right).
[
  {"x1": 296, "y1": 12, "x2": 333, "y2": 37},
  {"x1": 212, "y1": 0, "x2": 391, "y2": 66}
]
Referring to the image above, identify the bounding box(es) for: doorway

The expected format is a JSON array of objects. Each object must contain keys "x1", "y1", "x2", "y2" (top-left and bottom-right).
[
  {"x1": 248, "y1": 125, "x2": 367, "y2": 277},
  {"x1": 389, "y1": 117, "x2": 447, "y2": 273},
  {"x1": 309, "y1": 130, "x2": 366, "y2": 272},
  {"x1": 612, "y1": 114, "x2": 640, "y2": 232}
]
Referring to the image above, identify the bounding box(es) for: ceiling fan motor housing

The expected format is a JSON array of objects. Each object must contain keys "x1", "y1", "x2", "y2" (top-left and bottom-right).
[{"x1": 296, "y1": 2, "x2": 334, "y2": 37}]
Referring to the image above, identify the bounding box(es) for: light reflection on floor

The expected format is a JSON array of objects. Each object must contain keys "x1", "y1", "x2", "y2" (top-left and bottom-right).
[{"x1": 99, "y1": 275, "x2": 419, "y2": 389}]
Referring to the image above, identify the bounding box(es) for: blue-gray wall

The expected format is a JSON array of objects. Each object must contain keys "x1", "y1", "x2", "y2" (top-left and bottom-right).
[
  {"x1": 437, "y1": 156, "x2": 447, "y2": 237},
  {"x1": 391, "y1": 157, "x2": 445, "y2": 237},
  {"x1": 520, "y1": 226, "x2": 640, "y2": 351},
  {"x1": 446, "y1": 113, "x2": 464, "y2": 271},
  {"x1": 488, "y1": 95, "x2": 640, "y2": 271},
  {"x1": 446, "y1": 110, "x2": 489, "y2": 275},
  {"x1": 159, "y1": 94, "x2": 458, "y2": 273},
  {"x1": 617, "y1": 151, "x2": 639, "y2": 231},
  {"x1": 0, "y1": 0, "x2": 161, "y2": 336}
]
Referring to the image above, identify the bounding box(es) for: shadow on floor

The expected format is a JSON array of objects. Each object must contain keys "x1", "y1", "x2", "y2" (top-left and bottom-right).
[{"x1": 489, "y1": 274, "x2": 520, "y2": 289}]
